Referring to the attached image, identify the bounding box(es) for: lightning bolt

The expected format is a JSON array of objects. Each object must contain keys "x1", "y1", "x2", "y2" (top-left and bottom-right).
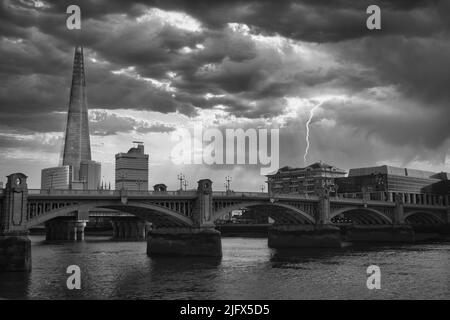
[{"x1": 304, "y1": 101, "x2": 324, "y2": 165}]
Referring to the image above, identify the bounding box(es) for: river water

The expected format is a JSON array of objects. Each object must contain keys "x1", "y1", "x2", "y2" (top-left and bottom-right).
[{"x1": 0, "y1": 235, "x2": 449, "y2": 299}]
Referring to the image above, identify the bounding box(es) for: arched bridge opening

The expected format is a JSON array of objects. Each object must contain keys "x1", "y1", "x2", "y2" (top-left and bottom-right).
[
  {"x1": 26, "y1": 201, "x2": 194, "y2": 229},
  {"x1": 404, "y1": 211, "x2": 445, "y2": 226},
  {"x1": 330, "y1": 207, "x2": 392, "y2": 225},
  {"x1": 212, "y1": 201, "x2": 316, "y2": 225}
]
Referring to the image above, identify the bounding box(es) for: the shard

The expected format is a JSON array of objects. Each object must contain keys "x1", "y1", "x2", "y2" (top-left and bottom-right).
[{"x1": 62, "y1": 45, "x2": 91, "y2": 180}]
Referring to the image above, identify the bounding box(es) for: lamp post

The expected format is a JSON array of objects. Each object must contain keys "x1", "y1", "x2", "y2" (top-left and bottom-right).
[
  {"x1": 177, "y1": 173, "x2": 185, "y2": 191},
  {"x1": 225, "y1": 176, "x2": 232, "y2": 192},
  {"x1": 183, "y1": 179, "x2": 188, "y2": 191}
]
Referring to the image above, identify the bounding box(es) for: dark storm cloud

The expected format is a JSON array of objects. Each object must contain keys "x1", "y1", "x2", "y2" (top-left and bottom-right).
[
  {"x1": 321, "y1": 98, "x2": 450, "y2": 150},
  {"x1": 143, "y1": 0, "x2": 449, "y2": 42},
  {"x1": 0, "y1": 0, "x2": 449, "y2": 156},
  {"x1": 334, "y1": 36, "x2": 450, "y2": 106}
]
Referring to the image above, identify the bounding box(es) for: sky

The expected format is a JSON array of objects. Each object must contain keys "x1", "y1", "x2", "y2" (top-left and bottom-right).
[{"x1": 0, "y1": 0, "x2": 449, "y2": 190}]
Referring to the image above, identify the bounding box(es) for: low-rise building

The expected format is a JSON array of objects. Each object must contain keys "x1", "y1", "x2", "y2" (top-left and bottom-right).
[
  {"x1": 335, "y1": 165, "x2": 450, "y2": 204},
  {"x1": 266, "y1": 161, "x2": 346, "y2": 196}
]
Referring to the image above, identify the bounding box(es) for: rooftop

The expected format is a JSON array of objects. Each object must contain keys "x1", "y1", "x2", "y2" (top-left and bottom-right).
[
  {"x1": 348, "y1": 165, "x2": 449, "y2": 180},
  {"x1": 267, "y1": 161, "x2": 346, "y2": 176}
]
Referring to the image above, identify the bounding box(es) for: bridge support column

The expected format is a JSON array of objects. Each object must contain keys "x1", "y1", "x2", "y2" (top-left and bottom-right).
[
  {"x1": 111, "y1": 218, "x2": 147, "y2": 241},
  {"x1": 45, "y1": 219, "x2": 87, "y2": 241},
  {"x1": 0, "y1": 234, "x2": 31, "y2": 272},
  {"x1": 146, "y1": 179, "x2": 222, "y2": 257},
  {"x1": 75, "y1": 220, "x2": 87, "y2": 241},
  {"x1": 268, "y1": 224, "x2": 341, "y2": 248},
  {"x1": 441, "y1": 207, "x2": 450, "y2": 238},
  {"x1": 0, "y1": 173, "x2": 31, "y2": 272},
  {"x1": 267, "y1": 190, "x2": 342, "y2": 248},
  {"x1": 342, "y1": 194, "x2": 414, "y2": 244}
]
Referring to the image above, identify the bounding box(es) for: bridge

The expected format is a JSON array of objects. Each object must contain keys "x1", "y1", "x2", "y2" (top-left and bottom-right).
[{"x1": 1, "y1": 172, "x2": 449, "y2": 271}]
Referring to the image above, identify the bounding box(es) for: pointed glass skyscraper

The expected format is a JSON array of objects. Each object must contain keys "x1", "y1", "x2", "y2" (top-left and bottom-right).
[
  {"x1": 62, "y1": 45, "x2": 91, "y2": 180},
  {"x1": 41, "y1": 45, "x2": 100, "y2": 190}
]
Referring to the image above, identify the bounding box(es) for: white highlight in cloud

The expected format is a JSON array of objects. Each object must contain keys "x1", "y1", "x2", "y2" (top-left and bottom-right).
[
  {"x1": 136, "y1": 8, "x2": 202, "y2": 32},
  {"x1": 111, "y1": 66, "x2": 176, "y2": 92}
]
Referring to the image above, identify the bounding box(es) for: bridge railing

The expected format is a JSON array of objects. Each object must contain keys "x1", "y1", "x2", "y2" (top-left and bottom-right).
[
  {"x1": 212, "y1": 191, "x2": 269, "y2": 197},
  {"x1": 336, "y1": 191, "x2": 449, "y2": 206},
  {"x1": 26, "y1": 189, "x2": 198, "y2": 197}
]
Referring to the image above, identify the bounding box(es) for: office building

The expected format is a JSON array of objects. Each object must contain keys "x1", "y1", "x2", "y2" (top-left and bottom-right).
[
  {"x1": 266, "y1": 161, "x2": 346, "y2": 196},
  {"x1": 80, "y1": 160, "x2": 101, "y2": 190},
  {"x1": 335, "y1": 165, "x2": 449, "y2": 194},
  {"x1": 41, "y1": 166, "x2": 72, "y2": 190},
  {"x1": 115, "y1": 143, "x2": 149, "y2": 191}
]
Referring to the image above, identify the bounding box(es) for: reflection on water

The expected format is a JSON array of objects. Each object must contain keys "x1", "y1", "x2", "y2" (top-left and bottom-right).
[{"x1": 0, "y1": 236, "x2": 449, "y2": 299}]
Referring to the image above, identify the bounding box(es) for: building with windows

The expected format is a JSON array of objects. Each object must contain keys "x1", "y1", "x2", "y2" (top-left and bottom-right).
[
  {"x1": 335, "y1": 165, "x2": 449, "y2": 194},
  {"x1": 80, "y1": 160, "x2": 101, "y2": 190},
  {"x1": 115, "y1": 142, "x2": 149, "y2": 191},
  {"x1": 335, "y1": 165, "x2": 450, "y2": 203},
  {"x1": 266, "y1": 161, "x2": 346, "y2": 196},
  {"x1": 41, "y1": 166, "x2": 72, "y2": 190}
]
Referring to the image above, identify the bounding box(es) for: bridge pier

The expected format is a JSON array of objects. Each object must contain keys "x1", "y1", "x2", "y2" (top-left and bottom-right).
[
  {"x1": 268, "y1": 224, "x2": 342, "y2": 248},
  {"x1": 411, "y1": 224, "x2": 448, "y2": 241},
  {"x1": 0, "y1": 173, "x2": 32, "y2": 271},
  {"x1": 111, "y1": 218, "x2": 149, "y2": 241},
  {"x1": 147, "y1": 227, "x2": 222, "y2": 257},
  {"x1": 267, "y1": 190, "x2": 342, "y2": 248},
  {"x1": 0, "y1": 234, "x2": 31, "y2": 272},
  {"x1": 146, "y1": 179, "x2": 222, "y2": 257},
  {"x1": 45, "y1": 219, "x2": 87, "y2": 241},
  {"x1": 342, "y1": 225, "x2": 415, "y2": 243}
]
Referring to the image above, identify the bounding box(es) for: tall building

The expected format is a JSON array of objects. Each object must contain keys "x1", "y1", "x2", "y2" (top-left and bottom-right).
[
  {"x1": 80, "y1": 160, "x2": 101, "y2": 190},
  {"x1": 115, "y1": 143, "x2": 149, "y2": 191},
  {"x1": 335, "y1": 165, "x2": 450, "y2": 196},
  {"x1": 266, "y1": 161, "x2": 346, "y2": 196},
  {"x1": 62, "y1": 45, "x2": 92, "y2": 181},
  {"x1": 41, "y1": 166, "x2": 72, "y2": 190},
  {"x1": 41, "y1": 45, "x2": 101, "y2": 190}
]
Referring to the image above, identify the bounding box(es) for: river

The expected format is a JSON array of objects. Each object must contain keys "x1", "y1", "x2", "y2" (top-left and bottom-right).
[{"x1": 0, "y1": 236, "x2": 449, "y2": 299}]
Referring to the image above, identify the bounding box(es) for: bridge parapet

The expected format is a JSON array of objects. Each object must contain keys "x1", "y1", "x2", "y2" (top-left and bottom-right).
[{"x1": 26, "y1": 189, "x2": 198, "y2": 197}]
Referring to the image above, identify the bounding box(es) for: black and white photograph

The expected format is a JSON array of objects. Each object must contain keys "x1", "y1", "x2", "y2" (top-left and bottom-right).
[{"x1": 0, "y1": 0, "x2": 449, "y2": 305}]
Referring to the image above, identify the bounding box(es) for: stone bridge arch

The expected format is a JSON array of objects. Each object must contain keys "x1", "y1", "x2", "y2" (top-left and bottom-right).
[
  {"x1": 403, "y1": 210, "x2": 446, "y2": 225},
  {"x1": 26, "y1": 200, "x2": 194, "y2": 228},
  {"x1": 211, "y1": 201, "x2": 316, "y2": 225},
  {"x1": 330, "y1": 206, "x2": 393, "y2": 225}
]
